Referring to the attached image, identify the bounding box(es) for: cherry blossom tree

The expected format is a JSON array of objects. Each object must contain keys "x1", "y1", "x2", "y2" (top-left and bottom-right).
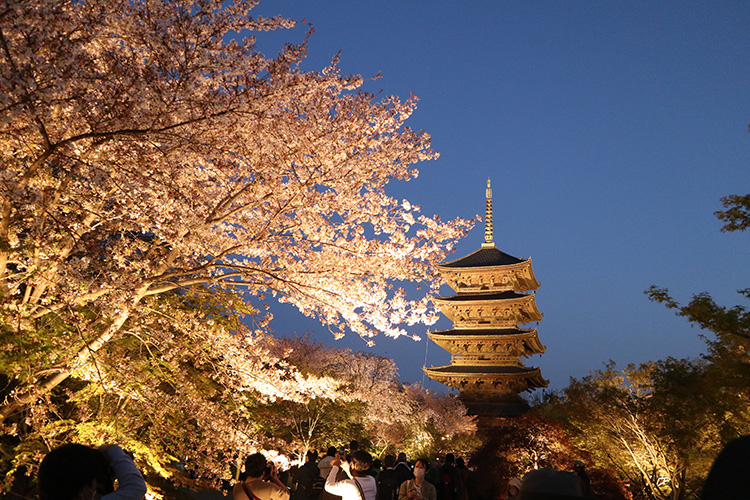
[
  {"x1": 267, "y1": 336, "x2": 476, "y2": 459},
  {"x1": 2, "y1": 298, "x2": 475, "y2": 490},
  {"x1": 1, "y1": 288, "x2": 350, "y2": 488},
  {"x1": 0, "y1": 0, "x2": 472, "y2": 428}
]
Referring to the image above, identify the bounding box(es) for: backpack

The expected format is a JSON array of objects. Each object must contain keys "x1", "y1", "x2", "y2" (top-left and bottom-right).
[
  {"x1": 312, "y1": 476, "x2": 326, "y2": 492},
  {"x1": 376, "y1": 469, "x2": 400, "y2": 500},
  {"x1": 440, "y1": 470, "x2": 455, "y2": 500}
]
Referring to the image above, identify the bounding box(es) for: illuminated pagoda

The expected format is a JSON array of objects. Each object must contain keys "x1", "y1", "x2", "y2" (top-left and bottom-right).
[{"x1": 423, "y1": 180, "x2": 548, "y2": 416}]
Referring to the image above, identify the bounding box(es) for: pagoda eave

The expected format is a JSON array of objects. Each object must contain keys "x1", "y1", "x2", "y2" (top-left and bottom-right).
[
  {"x1": 426, "y1": 328, "x2": 546, "y2": 357},
  {"x1": 438, "y1": 257, "x2": 541, "y2": 292},
  {"x1": 423, "y1": 365, "x2": 548, "y2": 394},
  {"x1": 433, "y1": 293, "x2": 543, "y2": 327}
]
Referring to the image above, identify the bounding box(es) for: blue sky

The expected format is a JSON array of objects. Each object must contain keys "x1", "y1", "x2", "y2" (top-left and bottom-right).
[{"x1": 248, "y1": 1, "x2": 750, "y2": 394}]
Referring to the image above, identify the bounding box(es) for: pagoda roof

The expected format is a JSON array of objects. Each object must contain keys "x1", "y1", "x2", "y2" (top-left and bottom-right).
[
  {"x1": 440, "y1": 246, "x2": 525, "y2": 269},
  {"x1": 427, "y1": 327, "x2": 545, "y2": 358},
  {"x1": 433, "y1": 290, "x2": 542, "y2": 327},
  {"x1": 429, "y1": 327, "x2": 531, "y2": 336},
  {"x1": 434, "y1": 291, "x2": 528, "y2": 302},
  {"x1": 425, "y1": 364, "x2": 538, "y2": 375},
  {"x1": 423, "y1": 364, "x2": 549, "y2": 392}
]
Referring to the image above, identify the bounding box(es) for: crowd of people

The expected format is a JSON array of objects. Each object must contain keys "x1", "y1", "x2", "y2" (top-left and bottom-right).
[
  {"x1": 36, "y1": 435, "x2": 750, "y2": 500},
  {"x1": 280, "y1": 442, "x2": 472, "y2": 500}
]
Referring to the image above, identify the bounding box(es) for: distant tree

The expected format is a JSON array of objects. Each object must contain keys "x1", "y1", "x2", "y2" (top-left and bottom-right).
[
  {"x1": 640, "y1": 192, "x2": 750, "y2": 498},
  {"x1": 1, "y1": 303, "x2": 477, "y2": 490},
  {"x1": 544, "y1": 352, "x2": 750, "y2": 500},
  {"x1": 250, "y1": 396, "x2": 367, "y2": 464},
  {"x1": 0, "y1": 0, "x2": 473, "y2": 429},
  {"x1": 468, "y1": 412, "x2": 627, "y2": 500},
  {"x1": 548, "y1": 362, "x2": 696, "y2": 500},
  {"x1": 268, "y1": 336, "x2": 476, "y2": 459},
  {"x1": 399, "y1": 384, "x2": 477, "y2": 458},
  {"x1": 541, "y1": 193, "x2": 750, "y2": 500},
  {"x1": 645, "y1": 192, "x2": 750, "y2": 438},
  {"x1": 0, "y1": 287, "x2": 357, "y2": 488}
]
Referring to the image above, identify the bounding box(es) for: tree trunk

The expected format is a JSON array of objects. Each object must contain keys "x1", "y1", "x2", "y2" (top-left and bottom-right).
[{"x1": 0, "y1": 307, "x2": 132, "y2": 423}]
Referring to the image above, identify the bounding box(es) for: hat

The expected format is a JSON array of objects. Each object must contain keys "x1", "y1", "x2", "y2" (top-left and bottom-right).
[
  {"x1": 508, "y1": 477, "x2": 522, "y2": 490},
  {"x1": 519, "y1": 468, "x2": 583, "y2": 500}
]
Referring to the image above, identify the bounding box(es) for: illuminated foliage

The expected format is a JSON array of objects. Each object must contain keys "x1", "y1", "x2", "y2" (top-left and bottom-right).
[
  {"x1": 540, "y1": 193, "x2": 750, "y2": 500},
  {"x1": 267, "y1": 336, "x2": 476, "y2": 459},
  {"x1": 0, "y1": 0, "x2": 476, "y2": 491},
  {"x1": 465, "y1": 413, "x2": 626, "y2": 500},
  {"x1": 544, "y1": 353, "x2": 750, "y2": 500},
  {"x1": 0, "y1": 0, "x2": 473, "y2": 450},
  {"x1": 1, "y1": 299, "x2": 475, "y2": 491}
]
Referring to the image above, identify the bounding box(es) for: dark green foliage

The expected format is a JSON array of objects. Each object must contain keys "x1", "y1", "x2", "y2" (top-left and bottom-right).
[
  {"x1": 647, "y1": 192, "x2": 750, "y2": 342},
  {"x1": 647, "y1": 286, "x2": 750, "y2": 342},
  {"x1": 715, "y1": 194, "x2": 750, "y2": 232}
]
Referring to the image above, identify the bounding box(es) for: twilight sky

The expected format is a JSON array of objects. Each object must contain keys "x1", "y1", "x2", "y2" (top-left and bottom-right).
[{"x1": 248, "y1": 1, "x2": 750, "y2": 394}]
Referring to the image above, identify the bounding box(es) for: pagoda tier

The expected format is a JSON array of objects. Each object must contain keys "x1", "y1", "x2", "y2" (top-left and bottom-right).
[
  {"x1": 432, "y1": 291, "x2": 542, "y2": 328},
  {"x1": 439, "y1": 247, "x2": 540, "y2": 293},
  {"x1": 422, "y1": 365, "x2": 547, "y2": 395},
  {"x1": 427, "y1": 328, "x2": 545, "y2": 365}
]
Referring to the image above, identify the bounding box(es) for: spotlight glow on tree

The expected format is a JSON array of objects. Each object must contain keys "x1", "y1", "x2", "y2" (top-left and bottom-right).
[{"x1": 0, "y1": 0, "x2": 473, "y2": 425}]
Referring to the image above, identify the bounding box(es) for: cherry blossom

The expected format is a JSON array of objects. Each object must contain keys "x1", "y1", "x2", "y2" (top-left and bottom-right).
[{"x1": 0, "y1": 0, "x2": 473, "y2": 424}]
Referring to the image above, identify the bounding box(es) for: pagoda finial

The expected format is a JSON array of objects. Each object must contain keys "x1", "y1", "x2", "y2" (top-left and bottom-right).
[{"x1": 482, "y1": 178, "x2": 495, "y2": 248}]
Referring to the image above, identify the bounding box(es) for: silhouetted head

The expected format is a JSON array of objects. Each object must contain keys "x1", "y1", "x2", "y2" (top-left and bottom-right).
[
  {"x1": 414, "y1": 459, "x2": 430, "y2": 470},
  {"x1": 702, "y1": 435, "x2": 750, "y2": 500},
  {"x1": 519, "y1": 468, "x2": 582, "y2": 500},
  {"x1": 244, "y1": 453, "x2": 267, "y2": 478},
  {"x1": 38, "y1": 444, "x2": 113, "y2": 500},
  {"x1": 350, "y1": 451, "x2": 373, "y2": 476}
]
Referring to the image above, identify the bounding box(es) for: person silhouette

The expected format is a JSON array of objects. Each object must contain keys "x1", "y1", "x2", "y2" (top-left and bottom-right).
[
  {"x1": 701, "y1": 435, "x2": 750, "y2": 500},
  {"x1": 38, "y1": 443, "x2": 146, "y2": 500}
]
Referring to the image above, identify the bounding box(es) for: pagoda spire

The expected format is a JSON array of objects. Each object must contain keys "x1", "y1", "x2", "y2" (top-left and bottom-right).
[{"x1": 482, "y1": 178, "x2": 495, "y2": 248}]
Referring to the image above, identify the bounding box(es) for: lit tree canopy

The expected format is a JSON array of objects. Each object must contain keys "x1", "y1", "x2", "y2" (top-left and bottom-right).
[
  {"x1": 547, "y1": 193, "x2": 750, "y2": 500},
  {"x1": 264, "y1": 336, "x2": 476, "y2": 460},
  {"x1": 0, "y1": 0, "x2": 472, "y2": 421}
]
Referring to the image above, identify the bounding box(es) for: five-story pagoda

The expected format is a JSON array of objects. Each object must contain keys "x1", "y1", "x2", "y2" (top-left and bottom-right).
[{"x1": 423, "y1": 180, "x2": 547, "y2": 416}]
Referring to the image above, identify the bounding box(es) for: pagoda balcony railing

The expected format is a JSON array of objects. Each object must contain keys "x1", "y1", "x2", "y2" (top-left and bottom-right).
[{"x1": 451, "y1": 355, "x2": 524, "y2": 366}]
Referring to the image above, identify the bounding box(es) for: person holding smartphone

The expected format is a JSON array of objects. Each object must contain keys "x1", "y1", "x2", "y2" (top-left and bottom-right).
[
  {"x1": 398, "y1": 459, "x2": 436, "y2": 500},
  {"x1": 234, "y1": 453, "x2": 290, "y2": 500},
  {"x1": 38, "y1": 443, "x2": 147, "y2": 500},
  {"x1": 324, "y1": 451, "x2": 376, "y2": 500}
]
